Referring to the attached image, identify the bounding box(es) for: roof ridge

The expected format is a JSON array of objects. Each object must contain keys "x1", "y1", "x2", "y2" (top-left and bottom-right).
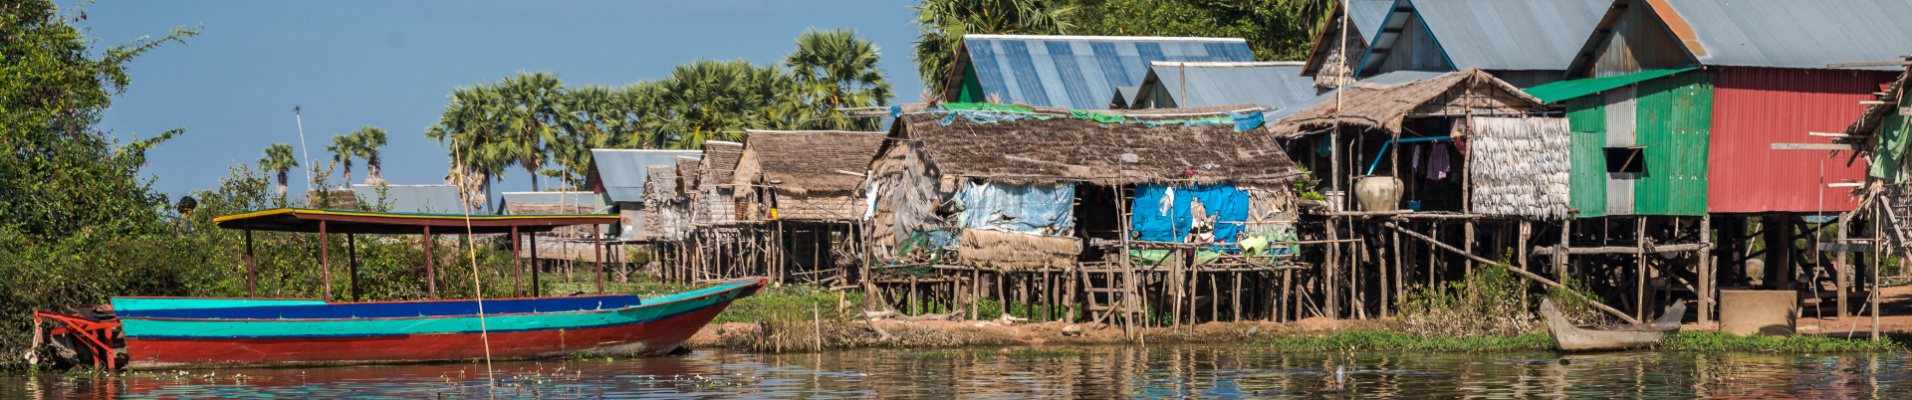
[{"x1": 964, "y1": 34, "x2": 1246, "y2": 43}]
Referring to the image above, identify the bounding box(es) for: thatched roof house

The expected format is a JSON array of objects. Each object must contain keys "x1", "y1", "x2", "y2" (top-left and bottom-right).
[
  {"x1": 731, "y1": 130, "x2": 886, "y2": 222},
  {"x1": 646, "y1": 163, "x2": 692, "y2": 241},
  {"x1": 1269, "y1": 68, "x2": 1543, "y2": 137},
  {"x1": 867, "y1": 106, "x2": 1305, "y2": 269},
  {"x1": 691, "y1": 141, "x2": 744, "y2": 225}
]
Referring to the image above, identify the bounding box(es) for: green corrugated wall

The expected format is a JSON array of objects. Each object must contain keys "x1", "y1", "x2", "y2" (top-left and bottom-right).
[
  {"x1": 1567, "y1": 96, "x2": 1608, "y2": 218},
  {"x1": 1632, "y1": 71, "x2": 1712, "y2": 216}
]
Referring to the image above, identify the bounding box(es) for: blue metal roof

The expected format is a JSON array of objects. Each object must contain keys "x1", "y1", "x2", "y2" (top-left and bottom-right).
[
  {"x1": 591, "y1": 149, "x2": 700, "y2": 203},
  {"x1": 1138, "y1": 62, "x2": 1318, "y2": 112},
  {"x1": 1347, "y1": 0, "x2": 1394, "y2": 40},
  {"x1": 960, "y1": 34, "x2": 1256, "y2": 110},
  {"x1": 1266, "y1": 70, "x2": 1450, "y2": 122},
  {"x1": 1363, "y1": 0, "x2": 1607, "y2": 73},
  {"x1": 352, "y1": 185, "x2": 467, "y2": 214},
  {"x1": 1652, "y1": 0, "x2": 1912, "y2": 70}
]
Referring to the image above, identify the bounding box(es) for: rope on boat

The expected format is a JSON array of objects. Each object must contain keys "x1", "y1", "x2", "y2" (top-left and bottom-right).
[{"x1": 452, "y1": 147, "x2": 498, "y2": 398}]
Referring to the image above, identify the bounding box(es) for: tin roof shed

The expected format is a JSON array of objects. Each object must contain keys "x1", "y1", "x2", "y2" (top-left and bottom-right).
[{"x1": 943, "y1": 34, "x2": 1257, "y2": 109}]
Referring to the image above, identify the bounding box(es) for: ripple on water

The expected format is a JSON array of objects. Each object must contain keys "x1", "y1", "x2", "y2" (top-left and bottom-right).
[{"x1": 2, "y1": 348, "x2": 1910, "y2": 399}]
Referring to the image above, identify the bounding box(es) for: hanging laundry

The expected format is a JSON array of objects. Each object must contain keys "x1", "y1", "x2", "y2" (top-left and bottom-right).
[
  {"x1": 1410, "y1": 144, "x2": 1423, "y2": 175},
  {"x1": 1427, "y1": 142, "x2": 1450, "y2": 181},
  {"x1": 1158, "y1": 187, "x2": 1175, "y2": 217}
]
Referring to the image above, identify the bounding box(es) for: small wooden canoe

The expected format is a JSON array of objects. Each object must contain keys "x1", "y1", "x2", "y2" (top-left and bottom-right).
[{"x1": 1539, "y1": 298, "x2": 1683, "y2": 352}]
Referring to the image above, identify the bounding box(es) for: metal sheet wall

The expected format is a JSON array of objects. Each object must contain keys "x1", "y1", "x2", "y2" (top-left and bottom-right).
[
  {"x1": 1566, "y1": 96, "x2": 1608, "y2": 218},
  {"x1": 1585, "y1": 0, "x2": 1696, "y2": 78},
  {"x1": 1632, "y1": 71, "x2": 1711, "y2": 216},
  {"x1": 1707, "y1": 66, "x2": 1891, "y2": 213}
]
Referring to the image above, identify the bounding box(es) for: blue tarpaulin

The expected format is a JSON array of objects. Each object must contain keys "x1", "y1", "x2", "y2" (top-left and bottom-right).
[
  {"x1": 1131, "y1": 184, "x2": 1248, "y2": 243},
  {"x1": 953, "y1": 182, "x2": 1076, "y2": 236}
]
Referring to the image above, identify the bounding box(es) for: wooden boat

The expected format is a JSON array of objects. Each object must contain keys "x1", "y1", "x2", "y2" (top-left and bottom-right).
[
  {"x1": 1538, "y1": 298, "x2": 1683, "y2": 351},
  {"x1": 27, "y1": 208, "x2": 763, "y2": 369},
  {"x1": 107, "y1": 278, "x2": 762, "y2": 369}
]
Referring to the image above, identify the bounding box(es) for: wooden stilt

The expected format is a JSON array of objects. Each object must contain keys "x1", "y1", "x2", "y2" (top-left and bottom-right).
[
  {"x1": 1873, "y1": 204, "x2": 1883, "y2": 342},
  {"x1": 1699, "y1": 215, "x2": 1713, "y2": 323},
  {"x1": 1392, "y1": 226, "x2": 1403, "y2": 314},
  {"x1": 1281, "y1": 269, "x2": 1292, "y2": 322},
  {"x1": 1636, "y1": 217, "x2": 1648, "y2": 322},
  {"x1": 1326, "y1": 216, "x2": 1340, "y2": 319},
  {"x1": 595, "y1": 225, "x2": 605, "y2": 294},
  {"x1": 1232, "y1": 271, "x2": 1242, "y2": 322},
  {"x1": 1557, "y1": 219, "x2": 1571, "y2": 280},
  {"x1": 1387, "y1": 221, "x2": 1639, "y2": 324},
  {"x1": 1464, "y1": 220, "x2": 1475, "y2": 275}
]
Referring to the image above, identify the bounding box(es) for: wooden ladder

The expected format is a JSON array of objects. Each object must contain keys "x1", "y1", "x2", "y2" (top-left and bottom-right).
[{"x1": 1078, "y1": 261, "x2": 1136, "y2": 329}]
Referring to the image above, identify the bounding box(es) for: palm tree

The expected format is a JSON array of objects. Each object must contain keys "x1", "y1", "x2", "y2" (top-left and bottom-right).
[
  {"x1": 260, "y1": 143, "x2": 300, "y2": 198},
  {"x1": 911, "y1": 0, "x2": 1077, "y2": 97},
  {"x1": 787, "y1": 28, "x2": 892, "y2": 131},
  {"x1": 498, "y1": 71, "x2": 564, "y2": 192},
  {"x1": 353, "y1": 126, "x2": 388, "y2": 186},
  {"x1": 656, "y1": 59, "x2": 797, "y2": 148},
  {"x1": 428, "y1": 85, "x2": 511, "y2": 211},
  {"x1": 326, "y1": 134, "x2": 359, "y2": 189}
]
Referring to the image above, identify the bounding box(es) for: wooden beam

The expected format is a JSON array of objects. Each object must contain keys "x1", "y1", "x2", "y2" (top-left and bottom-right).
[
  {"x1": 1385, "y1": 222, "x2": 1640, "y2": 324},
  {"x1": 1531, "y1": 243, "x2": 1707, "y2": 255},
  {"x1": 1828, "y1": 61, "x2": 1912, "y2": 68},
  {"x1": 1808, "y1": 131, "x2": 1860, "y2": 138},
  {"x1": 1771, "y1": 143, "x2": 1858, "y2": 151},
  {"x1": 1817, "y1": 243, "x2": 1875, "y2": 253}
]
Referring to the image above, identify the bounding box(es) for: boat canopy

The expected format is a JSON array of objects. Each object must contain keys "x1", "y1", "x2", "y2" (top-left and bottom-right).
[{"x1": 212, "y1": 208, "x2": 617, "y2": 234}]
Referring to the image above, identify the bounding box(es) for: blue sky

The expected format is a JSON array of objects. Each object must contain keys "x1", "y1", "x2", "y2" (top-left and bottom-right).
[{"x1": 70, "y1": 0, "x2": 926, "y2": 202}]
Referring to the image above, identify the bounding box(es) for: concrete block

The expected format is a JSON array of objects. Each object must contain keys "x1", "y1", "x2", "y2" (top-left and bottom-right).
[{"x1": 1718, "y1": 290, "x2": 1797, "y2": 336}]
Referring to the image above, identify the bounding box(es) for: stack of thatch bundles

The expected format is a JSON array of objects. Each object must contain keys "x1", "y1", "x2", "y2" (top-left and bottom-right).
[{"x1": 1467, "y1": 116, "x2": 1571, "y2": 220}]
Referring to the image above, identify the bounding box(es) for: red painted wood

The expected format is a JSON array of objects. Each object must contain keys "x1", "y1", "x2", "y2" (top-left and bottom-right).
[
  {"x1": 1708, "y1": 66, "x2": 1894, "y2": 213},
  {"x1": 124, "y1": 302, "x2": 730, "y2": 367}
]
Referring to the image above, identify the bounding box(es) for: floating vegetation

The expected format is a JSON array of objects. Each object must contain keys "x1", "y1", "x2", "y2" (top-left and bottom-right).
[
  {"x1": 1655, "y1": 331, "x2": 1908, "y2": 353},
  {"x1": 1242, "y1": 331, "x2": 1555, "y2": 352}
]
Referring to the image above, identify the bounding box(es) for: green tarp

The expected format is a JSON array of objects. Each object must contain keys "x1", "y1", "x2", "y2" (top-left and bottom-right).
[
  {"x1": 1523, "y1": 68, "x2": 1697, "y2": 104},
  {"x1": 1872, "y1": 113, "x2": 1911, "y2": 184}
]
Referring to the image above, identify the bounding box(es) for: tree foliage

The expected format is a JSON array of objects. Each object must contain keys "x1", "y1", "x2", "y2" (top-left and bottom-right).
[
  {"x1": 911, "y1": 0, "x2": 1079, "y2": 96},
  {"x1": 427, "y1": 29, "x2": 892, "y2": 193}
]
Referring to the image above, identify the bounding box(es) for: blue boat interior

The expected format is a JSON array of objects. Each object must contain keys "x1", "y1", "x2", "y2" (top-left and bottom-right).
[{"x1": 113, "y1": 294, "x2": 645, "y2": 320}]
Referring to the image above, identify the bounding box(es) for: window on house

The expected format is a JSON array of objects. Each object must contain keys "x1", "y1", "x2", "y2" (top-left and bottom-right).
[{"x1": 1604, "y1": 146, "x2": 1646, "y2": 174}]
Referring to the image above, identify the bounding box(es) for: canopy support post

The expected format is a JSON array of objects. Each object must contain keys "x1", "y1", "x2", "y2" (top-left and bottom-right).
[
  {"x1": 425, "y1": 226, "x2": 437, "y2": 299},
  {"x1": 595, "y1": 226, "x2": 605, "y2": 294},
  {"x1": 348, "y1": 233, "x2": 359, "y2": 302},
  {"x1": 512, "y1": 226, "x2": 522, "y2": 297},
  {"x1": 530, "y1": 232, "x2": 541, "y2": 298},
  {"x1": 246, "y1": 229, "x2": 257, "y2": 297},
  {"x1": 320, "y1": 220, "x2": 332, "y2": 302}
]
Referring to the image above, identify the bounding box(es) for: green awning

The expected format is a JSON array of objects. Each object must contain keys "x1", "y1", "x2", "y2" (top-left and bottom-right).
[{"x1": 1523, "y1": 68, "x2": 1698, "y2": 104}]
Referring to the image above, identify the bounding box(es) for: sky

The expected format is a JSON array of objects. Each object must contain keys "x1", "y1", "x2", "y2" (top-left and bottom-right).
[{"x1": 68, "y1": 0, "x2": 926, "y2": 202}]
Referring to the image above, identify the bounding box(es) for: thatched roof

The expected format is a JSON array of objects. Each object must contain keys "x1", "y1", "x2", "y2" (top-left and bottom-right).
[
  {"x1": 1268, "y1": 68, "x2": 1544, "y2": 137},
  {"x1": 885, "y1": 108, "x2": 1303, "y2": 186},
  {"x1": 641, "y1": 165, "x2": 680, "y2": 204},
  {"x1": 696, "y1": 140, "x2": 744, "y2": 189},
  {"x1": 734, "y1": 130, "x2": 885, "y2": 195},
  {"x1": 673, "y1": 156, "x2": 700, "y2": 196}
]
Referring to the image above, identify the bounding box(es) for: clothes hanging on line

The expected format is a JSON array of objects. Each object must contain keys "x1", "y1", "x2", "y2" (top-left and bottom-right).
[{"x1": 1427, "y1": 142, "x2": 1450, "y2": 181}]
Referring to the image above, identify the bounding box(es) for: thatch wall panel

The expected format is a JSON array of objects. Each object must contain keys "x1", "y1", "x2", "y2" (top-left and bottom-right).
[{"x1": 1467, "y1": 117, "x2": 1572, "y2": 220}]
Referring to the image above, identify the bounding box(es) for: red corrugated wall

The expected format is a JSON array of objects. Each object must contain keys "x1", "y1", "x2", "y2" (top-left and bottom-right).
[{"x1": 1708, "y1": 66, "x2": 1892, "y2": 213}]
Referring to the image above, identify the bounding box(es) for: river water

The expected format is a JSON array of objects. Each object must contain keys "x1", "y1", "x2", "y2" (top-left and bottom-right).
[{"x1": 3, "y1": 346, "x2": 1908, "y2": 399}]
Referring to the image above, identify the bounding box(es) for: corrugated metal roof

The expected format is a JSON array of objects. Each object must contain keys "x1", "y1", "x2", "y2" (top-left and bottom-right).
[
  {"x1": 1347, "y1": 0, "x2": 1393, "y2": 40},
  {"x1": 1363, "y1": 0, "x2": 1607, "y2": 72},
  {"x1": 500, "y1": 191, "x2": 598, "y2": 205},
  {"x1": 1649, "y1": 0, "x2": 1912, "y2": 70},
  {"x1": 352, "y1": 185, "x2": 467, "y2": 214},
  {"x1": 959, "y1": 34, "x2": 1256, "y2": 110},
  {"x1": 1266, "y1": 70, "x2": 1449, "y2": 122},
  {"x1": 1113, "y1": 85, "x2": 1140, "y2": 108},
  {"x1": 1136, "y1": 62, "x2": 1317, "y2": 112},
  {"x1": 591, "y1": 149, "x2": 700, "y2": 203}
]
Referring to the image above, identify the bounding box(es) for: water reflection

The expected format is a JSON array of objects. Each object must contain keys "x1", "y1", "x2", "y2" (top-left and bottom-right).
[{"x1": 2, "y1": 347, "x2": 1907, "y2": 399}]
